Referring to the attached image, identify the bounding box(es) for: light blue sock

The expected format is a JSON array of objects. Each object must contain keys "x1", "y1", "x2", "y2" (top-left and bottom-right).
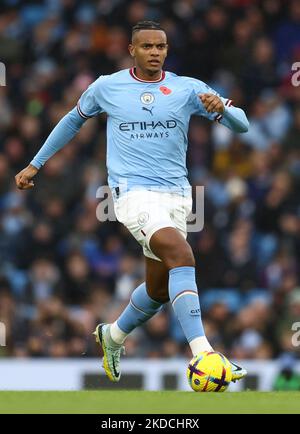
[
  {"x1": 169, "y1": 266, "x2": 205, "y2": 342},
  {"x1": 117, "y1": 282, "x2": 163, "y2": 333}
]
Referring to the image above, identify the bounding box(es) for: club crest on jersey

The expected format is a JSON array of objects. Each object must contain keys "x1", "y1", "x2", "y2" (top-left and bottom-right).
[
  {"x1": 137, "y1": 212, "x2": 149, "y2": 226},
  {"x1": 140, "y1": 92, "x2": 155, "y2": 105}
]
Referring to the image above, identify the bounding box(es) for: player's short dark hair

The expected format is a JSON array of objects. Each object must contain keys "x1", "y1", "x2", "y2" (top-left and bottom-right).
[{"x1": 132, "y1": 21, "x2": 165, "y2": 38}]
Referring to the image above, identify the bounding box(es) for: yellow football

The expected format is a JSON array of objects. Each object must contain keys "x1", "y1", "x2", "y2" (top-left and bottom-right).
[{"x1": 187, "y1": 351, "x2": 232, "y2": 392}]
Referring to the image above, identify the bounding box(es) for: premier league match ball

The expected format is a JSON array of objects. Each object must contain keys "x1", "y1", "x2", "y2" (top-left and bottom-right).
[{"x1": 187, "y1": 351, "x2": 232, "y2": 392}]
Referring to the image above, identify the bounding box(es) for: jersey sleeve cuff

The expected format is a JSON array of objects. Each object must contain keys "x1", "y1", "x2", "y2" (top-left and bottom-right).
[{"x1": 30, "y1": 159, "x2": 42, "y2": 169}]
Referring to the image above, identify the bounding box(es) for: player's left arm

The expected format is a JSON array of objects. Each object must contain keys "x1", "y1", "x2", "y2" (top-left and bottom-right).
[
  {"x1": 188, "y1": 78, "x2": 249, "y2": 133},
  {"x1": 199, "y1": 93, "x2": 249, "y2": 133}
]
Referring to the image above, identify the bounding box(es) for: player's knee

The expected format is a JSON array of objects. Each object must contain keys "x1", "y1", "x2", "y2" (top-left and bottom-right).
[
  {"x1": 150, "y1": 228, "x2": 195, "y2": 270},
  {"x1": 162, "y1": 243, "x2": 195, "y2": 270}
]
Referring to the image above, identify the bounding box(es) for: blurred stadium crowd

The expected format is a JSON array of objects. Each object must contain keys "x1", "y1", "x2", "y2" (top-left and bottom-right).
[{"x1": 0, "y1": 0, "x2": 299, "y2": 363}]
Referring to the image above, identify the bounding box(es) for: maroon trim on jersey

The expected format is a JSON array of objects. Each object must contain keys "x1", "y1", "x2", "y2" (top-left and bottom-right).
[
  {"x1": 129, "y1": 67, "x2": 166, "y2": 83},
  {"x1": 225, "y1": 99, "x2": 233, "y2": 107},
  {"x1": 77, "y1": 102, "x2": 91, "y2": 119},
  {"x1": 214, "y1": 113, "x2": 223, "y2": 123}
]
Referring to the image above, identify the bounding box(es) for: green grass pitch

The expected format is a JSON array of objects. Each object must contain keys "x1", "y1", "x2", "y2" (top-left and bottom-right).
[{"x1": 0, "y1": 391, "x2": 299, "y2": 414}]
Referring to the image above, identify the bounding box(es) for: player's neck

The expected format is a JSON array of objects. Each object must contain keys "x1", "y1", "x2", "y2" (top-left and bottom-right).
[{"x1": 133, "y1": 66, "x2": 162, "y2": 82}]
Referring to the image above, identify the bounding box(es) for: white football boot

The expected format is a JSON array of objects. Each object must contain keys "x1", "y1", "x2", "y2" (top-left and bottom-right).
[
  {"x1": 230, "y1": 361, "x2": 247, "y2": 382},
  {"x1": 93, "y1": 323, "x2": 125, "y2": 382}
]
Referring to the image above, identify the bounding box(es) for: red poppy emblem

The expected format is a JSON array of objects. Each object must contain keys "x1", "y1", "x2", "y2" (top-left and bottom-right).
[{"x1": 159, "y1": 86, "x2": 172, "y2": 95}]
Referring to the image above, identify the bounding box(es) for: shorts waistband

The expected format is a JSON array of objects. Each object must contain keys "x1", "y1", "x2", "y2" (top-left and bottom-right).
[{"x1": 111, "y1": 185, "x2": 192, "y2": 201}]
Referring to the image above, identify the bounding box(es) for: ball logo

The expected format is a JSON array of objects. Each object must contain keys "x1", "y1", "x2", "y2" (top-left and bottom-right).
[{"x1": 140, "y1": 92, "x2": 155, "y2": 105}]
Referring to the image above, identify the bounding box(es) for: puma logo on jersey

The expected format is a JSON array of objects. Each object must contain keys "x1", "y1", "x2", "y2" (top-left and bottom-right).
[{"x1": 142, "y1": 106, "x2": 154, "y2": 116}]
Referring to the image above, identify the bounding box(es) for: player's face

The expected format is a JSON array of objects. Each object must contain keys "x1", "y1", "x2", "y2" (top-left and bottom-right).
[{"x1": 129, "y1": 30, "x2": 168, "y2": 74}]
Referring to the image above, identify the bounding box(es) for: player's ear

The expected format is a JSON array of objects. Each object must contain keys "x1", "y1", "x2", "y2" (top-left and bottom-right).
[{"x1": 128, "y1": 44, "x2": 135, "y2": 57}]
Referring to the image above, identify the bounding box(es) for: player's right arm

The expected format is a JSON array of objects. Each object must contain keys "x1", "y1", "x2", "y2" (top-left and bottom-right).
[{"x1": 15, "y1": 78, "x2": 103, "y2": 190}]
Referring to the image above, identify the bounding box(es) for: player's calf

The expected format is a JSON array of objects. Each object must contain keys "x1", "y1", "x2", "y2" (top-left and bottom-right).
[{"x1": 150, "y1": 228, "x2": 214, "y2": 355}]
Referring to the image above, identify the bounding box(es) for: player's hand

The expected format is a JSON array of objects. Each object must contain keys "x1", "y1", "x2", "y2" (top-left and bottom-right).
[
  {"x1": 15, "y1": 164, "x2": 39, "y2": 190},
  {"x1": 199, "y1": 93, "x2": 224, "y2": 114}
]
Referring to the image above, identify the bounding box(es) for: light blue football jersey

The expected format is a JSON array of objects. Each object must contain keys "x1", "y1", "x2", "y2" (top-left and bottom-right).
[
  {"x1": 77, "y1": 68, "x2": 245, "y2": 190},
  {"x1": 31, "y1": 67, "x2": 249, "y2": 191}
]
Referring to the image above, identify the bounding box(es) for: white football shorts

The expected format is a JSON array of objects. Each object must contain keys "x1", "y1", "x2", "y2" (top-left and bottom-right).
[{"x1": 113, "y1": 189, "x2": 193, "y2": 261}]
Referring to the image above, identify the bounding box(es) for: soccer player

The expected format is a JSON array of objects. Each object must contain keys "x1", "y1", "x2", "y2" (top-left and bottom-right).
[{"x1": 15, "y1": 21, "x2": 249, "y2": 384}]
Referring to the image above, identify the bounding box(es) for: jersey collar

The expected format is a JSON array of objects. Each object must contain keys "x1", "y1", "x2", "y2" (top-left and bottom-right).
[{"x1": 129, "y1": 67, "x2": 166, "y2": 83}]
